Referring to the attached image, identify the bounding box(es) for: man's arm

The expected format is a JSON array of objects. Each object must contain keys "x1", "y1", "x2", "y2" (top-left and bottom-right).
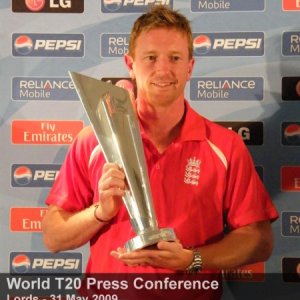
[
  {"x1": 42, "y1": 163, "x2": 125, "y2": 252},
  {"x1": 199, "y1": 220, "x2": 273, "y2": 270},
  {"x1": 42, "y1": 205, "x2": 107, "y2": 252},
  {"x1": 111, "y1": 220, "x2": 274, "y2": 271}
]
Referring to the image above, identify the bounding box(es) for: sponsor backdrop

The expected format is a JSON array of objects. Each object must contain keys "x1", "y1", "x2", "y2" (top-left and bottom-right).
[{"x1": 1, "y1": 0, "x2": 300, "y2": 299}]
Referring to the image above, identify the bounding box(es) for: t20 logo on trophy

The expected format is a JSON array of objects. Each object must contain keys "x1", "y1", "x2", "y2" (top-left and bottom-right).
[{"x1": 69, "y1": 72, "x2": 176, "y2": 251}]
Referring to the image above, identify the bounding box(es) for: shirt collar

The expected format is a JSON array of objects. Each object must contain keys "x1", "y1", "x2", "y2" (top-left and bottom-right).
[
  {"x1": 175, "y1": 100, "x2": 206, "y2": 142},
  {"x1": 138, "y1": 100, "x2": 206, "y2": 143}
]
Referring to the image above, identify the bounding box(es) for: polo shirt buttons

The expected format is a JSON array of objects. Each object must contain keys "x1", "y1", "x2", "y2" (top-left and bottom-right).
[{"x1": 155, "y1": 163, "x2": 160, "y2": 170}]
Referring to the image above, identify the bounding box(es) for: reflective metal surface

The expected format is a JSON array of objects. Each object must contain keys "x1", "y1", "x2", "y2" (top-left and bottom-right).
[{"x1": 69, "y1": 72, "x2": 176, "y2": 251}]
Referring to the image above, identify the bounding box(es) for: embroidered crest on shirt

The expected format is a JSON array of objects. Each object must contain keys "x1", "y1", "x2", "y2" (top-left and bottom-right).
[{"x1": 184, "y1": 157, "x2": 201, "y2": 186}]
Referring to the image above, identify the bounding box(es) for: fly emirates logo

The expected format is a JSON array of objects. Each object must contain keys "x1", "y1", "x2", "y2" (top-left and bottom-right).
[
  {"x1": 10, "y1": 207, "x2": 47, "y2": 232},
  {"x1": 283, "y1": 0, "x2": 300, "y2": 10},
  {"x1": 11, "y1": 120, "x2": 83, "y2": 145}
]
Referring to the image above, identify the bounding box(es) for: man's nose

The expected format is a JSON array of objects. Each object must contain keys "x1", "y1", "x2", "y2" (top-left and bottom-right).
[{"x1": 155, "y1": 56, "x2": 171, "y2": 73}]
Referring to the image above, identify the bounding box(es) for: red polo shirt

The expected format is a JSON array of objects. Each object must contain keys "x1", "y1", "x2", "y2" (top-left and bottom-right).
[{"x1": 46, "y1": 101, "x2": 278, "y2": 274}]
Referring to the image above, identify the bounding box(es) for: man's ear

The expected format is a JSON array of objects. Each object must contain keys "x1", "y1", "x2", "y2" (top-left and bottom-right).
[
  {"x1": 187, "y1": 58, "x2": 195, "y2": 80},
  {"x1": 124, "y1": 54, "x2": 135, "y2": 80}
]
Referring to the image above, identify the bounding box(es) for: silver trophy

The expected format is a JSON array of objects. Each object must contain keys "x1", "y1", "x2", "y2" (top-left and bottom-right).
[{"x1": 69, "y1": 72, "x2": 176, "y2": 252}]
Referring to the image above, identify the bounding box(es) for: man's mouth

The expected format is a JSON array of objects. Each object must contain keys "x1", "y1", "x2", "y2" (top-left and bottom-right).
[{"x1": 152, "y1": 81, "x2": 175, "y2": 87}]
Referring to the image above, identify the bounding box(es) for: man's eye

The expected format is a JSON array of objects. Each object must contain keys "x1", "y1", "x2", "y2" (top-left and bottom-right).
[
  {"x1": 171, "y1": 56, "x2": 180, "y2": 62},
  {"x1": 147, "y1": 56, "x2": 156, "y2": 61}
]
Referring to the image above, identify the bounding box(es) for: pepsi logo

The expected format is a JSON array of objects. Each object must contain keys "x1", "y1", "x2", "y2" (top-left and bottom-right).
[
  {"x1": 296, "y1": 81, "x2": 300, "y2": 97},
  {"x1": 193, "y1": 35, "x2": 212, "y2": 55},
  {"x1": 297, "y1": 263, "x2": 300, "y2": 276},
  {"x1": 115, "y1": 79, "x2": 134, "y2": 92},
  {"x1": 103, "y1": 0, "x2": 122, "y2": 12},
  {"x1": 284, "y1": 124, "x2": 300, "y2": 144},
  {"x1": 11, "y1": 254, "x2": 31, "y2": 273},
  {"x1": 13, "y1": 166, "x2": 33, "y2": 186},
  {"x1": 25, "y1": 0, "x2": 46, "y2": 11},
  {"x1": 14, "y1": 35, "x2": 33, "y2": 55}
]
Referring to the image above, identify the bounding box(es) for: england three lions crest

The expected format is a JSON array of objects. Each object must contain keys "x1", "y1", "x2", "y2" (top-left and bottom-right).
[{"x1": 184, "y1": 157, "x2": 201, "y2": 186}]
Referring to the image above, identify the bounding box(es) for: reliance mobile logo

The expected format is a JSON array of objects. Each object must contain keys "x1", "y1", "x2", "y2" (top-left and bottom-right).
[
  {"x1": 282, "y1": 211, "x2": 300, "y2": 237},
  {"x1": 191, "y1": 0, "x2": 265, "y2": 12},
  {"x1": 281, "y1": 166, "x2": 300, "y2": 192},
  {"x1": 217, "y1": 121, "x2": 263, "y2": 145},
  {"x1": 12, "y1": 0, "x2": 84, "y2": 13},
  {"x1": 11, "y1": 120, "x2": 83, "y2": 145},
  {"x1": 101, "y1": 0, "x2": 172, "y2": 13},
  {"x1": 12, "y1": 77, "x2": 79, "y2": 101},
  {"x1": 12, "y1": 33, "x2": 84, "y2": 57},
  {"x1": 11, "y1": 164, "x2": 61, "y2": 187},
  {"x1": 190, "y1": 77, "x2": 263, "y2": 101},
  {"x1": 283, "y1": 0, "x2": 300, "y2": 11},
  {"x1": 101, "y1": 33, "x2": 129, "y2": 57},
  {"x1": 282, "y1": 31, "x2": 300, "y2": 56},
  {"x1": 10, "y1": 207, "x2": 48, "y2": 232},
  {"x1": 282, "y1": 122, "x2": 300, "y2": 145},
  {"x1": 10, "y1": 252, "x2": 82, "y2": 274},
  {"x1": 193, "y1": 32, "x2": 264, "y2": 56}
]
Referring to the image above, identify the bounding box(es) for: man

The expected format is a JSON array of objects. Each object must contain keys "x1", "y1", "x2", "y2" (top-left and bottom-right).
[{"x1": 42, "y1": 4, "x2": 278, "y2": 295}]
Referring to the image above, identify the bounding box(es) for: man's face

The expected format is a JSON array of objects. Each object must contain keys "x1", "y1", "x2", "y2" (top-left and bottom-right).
[{"x1": 125, "y1": 28, "x2": 194, "y2": 108}]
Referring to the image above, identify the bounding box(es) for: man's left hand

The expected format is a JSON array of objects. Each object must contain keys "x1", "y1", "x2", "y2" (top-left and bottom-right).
[{"x1": 110, "y1": 240, "x2": 193, "y2": 271}]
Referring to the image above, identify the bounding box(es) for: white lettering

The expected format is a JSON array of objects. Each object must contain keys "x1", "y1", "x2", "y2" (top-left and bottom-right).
[
  {"x1": 6, "y1": 277, "x2": 50, "y2": 290},
  {"x1": 199, "y1": 0, "x2": 230, "y2": 10},
  {"x1": 33, "y1": 170, "x2": 59, "y2": 181},
  {"x1": 294, "y1": 178, "x2": 300, "y2": 189},
  {"x1": 291, "y1": 44, "x2": 300, "y2": 53},
  {"x1": 31, "y1": 258, "x2": 80, "y2": 269},
  {"x1": 19, "y1": 79, "x2": 74, "y2": 90},
  {"x1": 123, "y1": 0, "x2": 170, "y2": 6},
  {"x1": 198, "y1": 90, "x2": 229, "y2": 99},
  {"x1": 290, "y1": 215, "x2": 300, "y2": 224},
  {"x1": 290, "y1": 225, "x2": 300, "y2": 234},
  {"x1": 108, "y1": 37, "x2": 129, "y2": 46},
  {"x1": 34, "y1": 40, "x2": 82, "y2": 51},
  {"x1": 22, "y1": 219, "x2": 42, "y2": 230},
  {"x1": 213, "y1": 38, "x2": 262, "y2": 49},
  {"x1": 291, "y1": 35, "x2": 300, "y2": 43},
  {"x1": 109, "y1": 46, "x2": 128, "y2": 55},
  {"x1": 50, "y1": 0, "x2": 71, "y2": 8},
  {"x1": 238, "y1": 127, "x2": 250, "y2": 140},
  {"x1": 197, "y1": 79, "x2": 256, "y2": 90}
]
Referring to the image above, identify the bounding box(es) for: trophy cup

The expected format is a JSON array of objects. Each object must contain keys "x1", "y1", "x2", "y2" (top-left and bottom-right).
[{"x1": 69, "y1": 72, "x2": 176, "y2": 252}]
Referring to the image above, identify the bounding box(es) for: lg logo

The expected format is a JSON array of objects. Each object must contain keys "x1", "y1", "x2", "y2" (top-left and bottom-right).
[{"x1": 25, "y1": 0, "x2": 72, "y2": 12}]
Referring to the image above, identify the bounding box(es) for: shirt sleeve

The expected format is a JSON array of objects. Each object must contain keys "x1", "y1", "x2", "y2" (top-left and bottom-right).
[
  {"x1": 224, "y1": 134, "x2": 278, "y2": 229},
  {"x1": 46, "y1": 127, "x2": 95, "y2": 212}
]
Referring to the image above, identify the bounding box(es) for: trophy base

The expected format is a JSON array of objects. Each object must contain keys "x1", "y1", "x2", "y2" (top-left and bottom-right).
[{"x1": 124, "y1": 228, "x2": 176, "y2": 252}]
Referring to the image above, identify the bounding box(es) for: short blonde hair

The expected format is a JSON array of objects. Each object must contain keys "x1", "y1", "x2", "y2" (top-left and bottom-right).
[{"x1": 129, "y1": 5, "x2": 193, "y2": 59}]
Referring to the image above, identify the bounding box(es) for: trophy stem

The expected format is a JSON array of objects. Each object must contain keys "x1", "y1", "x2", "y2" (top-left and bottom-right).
[{"x1": 124, "y1": 228, "x2": 177, "y2": 252}]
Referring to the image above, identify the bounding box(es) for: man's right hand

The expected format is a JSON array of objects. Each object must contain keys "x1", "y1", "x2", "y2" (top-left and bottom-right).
[{"x1": 97, "y1": 162, "x2": 126, "y2": 222}]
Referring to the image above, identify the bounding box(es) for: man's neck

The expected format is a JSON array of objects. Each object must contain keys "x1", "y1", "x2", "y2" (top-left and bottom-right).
[{"x1": 137, "y1": 98, "x2": 185, "y2": 153}]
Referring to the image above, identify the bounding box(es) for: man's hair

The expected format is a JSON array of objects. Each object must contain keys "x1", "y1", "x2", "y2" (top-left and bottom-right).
[{"x1": 129, "y1": 5, "x2": 193, "y2": 59}]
